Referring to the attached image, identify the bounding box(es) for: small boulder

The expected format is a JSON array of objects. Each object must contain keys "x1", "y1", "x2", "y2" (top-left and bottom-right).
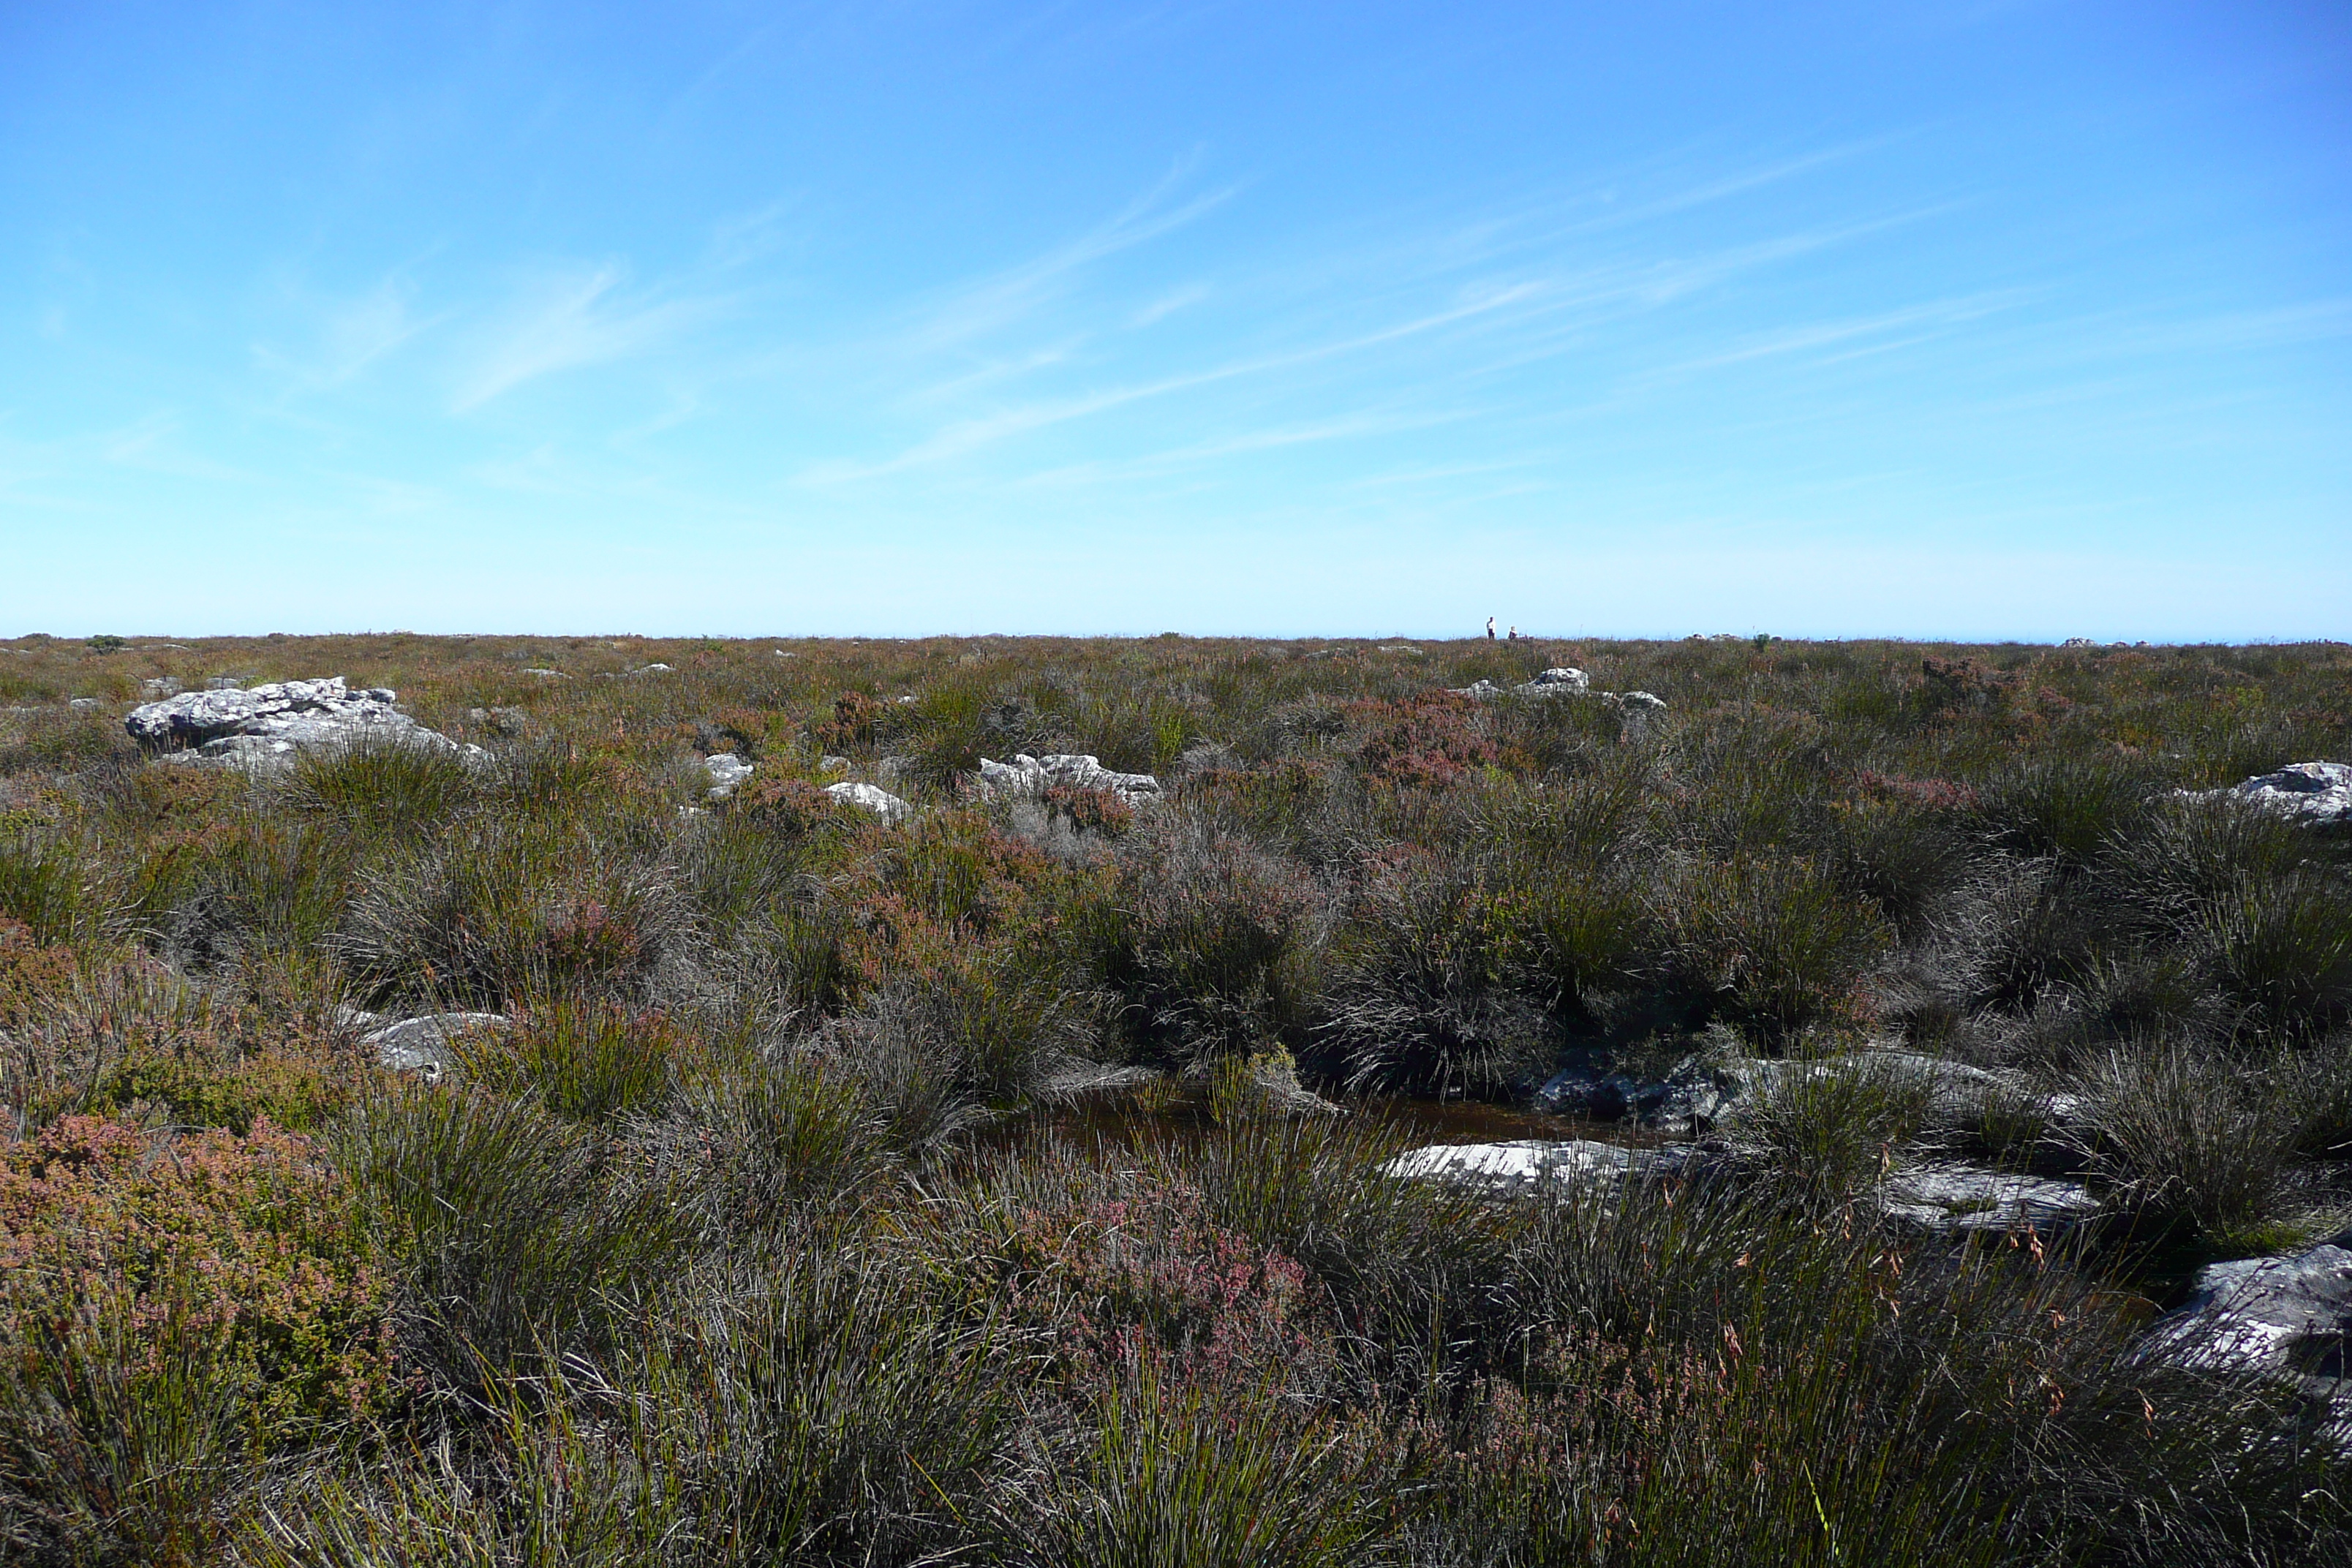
[
  {"x1": 824, "y1": 780, "x2": 912, "y2": 823},
  {"x1": 704, "y1": 752, "x2": 755, "y2": 800},
  {"x1": 363, "y1": 1011, "x2": 510, "y2": 1082},
  {"x1": 1519, "y1": 667, "x2": 1590, "y2": 694}
]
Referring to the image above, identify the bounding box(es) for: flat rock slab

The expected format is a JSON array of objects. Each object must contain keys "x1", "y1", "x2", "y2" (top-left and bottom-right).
[
  {"x1": 2151, "y1": 1231, "x2": 2352, "y2": 1379},
  {"x1": 1880, "y1": 1164, "x2": 2098, "y2": 1232},
  {"x1": 1384, "y1": 1139, "x2": 1703, "y2": 1196}
]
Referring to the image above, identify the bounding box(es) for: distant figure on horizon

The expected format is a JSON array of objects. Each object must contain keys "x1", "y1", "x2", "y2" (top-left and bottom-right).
[
  {"x1": 1486, "y1": 617, "x2": 1496, "y2": 640},
  {"x1": 1507, "y1": 625, "x2": 1519, "y2": 641}
]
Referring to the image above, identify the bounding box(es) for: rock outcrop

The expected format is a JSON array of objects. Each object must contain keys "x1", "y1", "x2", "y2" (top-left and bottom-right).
[
  {"x1": 974, "y1": 753, "x2": 1164, "y2": 805},
  {"x1": 2182, "y1": 761, "x2": 2352, "y2": 827},
  {"x1": 1447, "y1": 669, "x2": 1667, "y2": 715},
  {"x1": 125, "y1": 676, "x2": 485, "y2": 771}
]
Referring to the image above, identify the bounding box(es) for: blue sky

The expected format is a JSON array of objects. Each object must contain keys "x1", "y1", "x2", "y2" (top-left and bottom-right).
[{"x1": 2, "y1": 1, "x2": 2346, "y2": 639}]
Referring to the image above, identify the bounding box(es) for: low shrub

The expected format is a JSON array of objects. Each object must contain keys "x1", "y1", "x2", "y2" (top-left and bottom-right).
[
  {"x1": 1348, "y1": 693, "x2": 1494, "y2": 790},
  {"x1": 1664, "y1": 851, "x2": 1893, "y2": 1047},
  {"x1": 340, "y1": 818, "x2": 685, "y2": 1009},
  {"x1": 1087, "y1": 815, "x2": 1330, "y2": 1069},
  {"x1": 1319, "y1": 852, "x2": 1556, "y2": 1096},
  {"x1": 330, "y1": 1088, "x2": 691, "y2": 1383},
  {"x1": 0, "y1": 1115, "x2": 399, "y2": 1562}
]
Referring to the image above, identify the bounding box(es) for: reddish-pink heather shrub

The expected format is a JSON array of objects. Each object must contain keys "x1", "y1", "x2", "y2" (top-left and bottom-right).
[
  {"x1": 987, "y1": 1176, "x2": 1334, "y2": 1403},
  {"x1": 1851, "y1": 769, "x2": 1982, "y2": 813},
  {"x1": 1041, "y1": 782, "x2": 1135, "y2": 837},
  {"x1": 0, "y1": 1115, "x2": 402, "y2": 1436},
  {"x1": 1350, "y1": 693, "x2": 1496, "y2": 791},
  {"x1": 0, "y1": 915, "x2": 77, "y2": 1025}
]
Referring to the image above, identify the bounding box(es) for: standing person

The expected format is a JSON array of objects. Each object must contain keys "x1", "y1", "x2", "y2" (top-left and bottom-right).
[
  {"x1": 1507, "y1": 625, "x2": 1518, "y2": 641},
  {"x1": 1486, "y1": 617, "x2": 1496, "y2": 641}
]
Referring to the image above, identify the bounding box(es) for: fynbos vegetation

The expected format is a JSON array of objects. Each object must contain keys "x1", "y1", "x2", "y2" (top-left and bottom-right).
[{"x1": 0, "y1": 629, "x2": 2348, "y2": 1565}]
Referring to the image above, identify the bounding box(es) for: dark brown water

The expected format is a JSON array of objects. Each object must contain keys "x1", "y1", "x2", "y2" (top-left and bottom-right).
[{"x1": 970, "y1": 1082, "x2": 1659, "y2": 1152}]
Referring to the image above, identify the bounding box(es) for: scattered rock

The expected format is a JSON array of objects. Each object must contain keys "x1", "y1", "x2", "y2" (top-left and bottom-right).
[
  {"x1": 704, "y1": 752, "x2": 755, "y2": 799},
  {"x1": 1378, "y1": 644, "x2": 1422, "y2": 655},
  {"x1": 2181, "y1": 762, "x2": 2352, "y2": 827},
  {"x1": 140, "y1": 676, "x2": 182, "y2": 698},
  {"x1": 975, "y1": 753, "x2": 1164, "y2": 806},
  {"x1": 1536, "y1": 1049, "x2": 2058, "y2": 1139},
  {"x1": 521, "y1": 667, "x2": 565, "y2": 678},
  {"x1": 818, "y1": 754, "x2": 852, "y2": 774},
  {"x1": 825, "y1": 780, "x2": 912, "y2": 822},
  {"x1": 362, "y1": 1011, "x2": 510, "y2": 1082},
  {"x1": 124, "y1": 676, "x2": 485, "y2": 772},
  {"x1": 67, "y1": 698, "x2": 102, "y2": 711},
  {"x1": 1520, "y1": 666, "x2": 1590, "y2": 693},
  {"x1": 207, "y1": 676, "x2": 243, "y2": 690},
  {"x1": 2062, "y1": 637, "x2": 2097, "y2": 649},
  {"x1": 632, "y1": 663, "x2": 673, "y2": 675}
]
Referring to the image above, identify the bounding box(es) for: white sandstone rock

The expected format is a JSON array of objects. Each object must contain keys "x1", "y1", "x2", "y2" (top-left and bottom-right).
[
  {"x1": 824, "y1": 780, "x2": 913, "y2": 822},
  {"x1": 125, "y1": 676, "x2": 486, "y2": 771},
  {"x1": 704, "y1": 752, "x2": 755, "y2": 800},
  {"x1": 363, "y1": 1011, "x2": 511, "y2": 1081},
  {"x1": 2182, "y1": 761, "x2": 2352, "y2": 827},
  {"x1": 2149, "y1": 1228, "x2": 2352, "y2": 1381},
  {"x1": 1879, "y1": 1164, "x2": 2097, "y2": 1232},
  {"x1": 974, "y1": 753, "x2": 1164, "y2": 806}
]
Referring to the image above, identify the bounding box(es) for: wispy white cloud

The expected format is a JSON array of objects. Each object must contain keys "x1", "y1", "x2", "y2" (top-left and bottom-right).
[
  {"x1": 452, "y1": 264, "x2": 737, "y2": 412},
  {"x1": 253, "y1": 273, "x2": 448, "y2": 393},
  {"x1": 905, "y1": 162, "x2": 1236, "y2": 350},
  {"x1": 1130, "y1": 282, "x2": 1210, "y2": 328},
  {"x1": 1010, "y1": 410, "x2": 1472, "y2": 490},
  {"x1": 1637, "y1": 293, "x2": 2027, "y2": 381},
  {"x1": 100, "y1": 413, "x2": 255, "y2": 482}
]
